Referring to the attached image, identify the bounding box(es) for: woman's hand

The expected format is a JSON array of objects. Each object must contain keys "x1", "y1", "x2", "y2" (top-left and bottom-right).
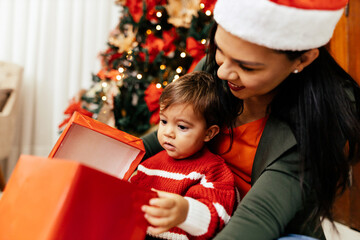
[{"x1": 141, "y1": 189, "x2": 189, "y2": 235}]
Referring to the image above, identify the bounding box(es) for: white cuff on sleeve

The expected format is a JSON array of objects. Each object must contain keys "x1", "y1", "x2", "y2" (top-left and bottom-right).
[{"x1": 178, "y1": 197, "x2": 211, "y2": 236}]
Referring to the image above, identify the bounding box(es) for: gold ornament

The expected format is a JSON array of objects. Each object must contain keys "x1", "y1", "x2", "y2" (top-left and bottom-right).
[
  {"x1": 165, "y1": 0, "x2": 201, "y2": 28},
  {"x1": 108, "y1": 24, "x2": 137, "y2": 53}
]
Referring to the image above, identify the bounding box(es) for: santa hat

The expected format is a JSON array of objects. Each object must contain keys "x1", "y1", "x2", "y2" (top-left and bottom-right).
[{"x1": 213, "y1": 0, "x2": 348, "y2": 51}]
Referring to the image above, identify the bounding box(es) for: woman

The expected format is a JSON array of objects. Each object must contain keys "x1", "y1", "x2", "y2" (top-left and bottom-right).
[{"x1": 141, "y1": 0, "x2": 360, "y2": 239}]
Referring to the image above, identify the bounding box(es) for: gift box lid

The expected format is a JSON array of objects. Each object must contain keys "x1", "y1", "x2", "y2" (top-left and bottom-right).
[{"x1": 49, "y1": 111, "x2": 145, "y2": 180}]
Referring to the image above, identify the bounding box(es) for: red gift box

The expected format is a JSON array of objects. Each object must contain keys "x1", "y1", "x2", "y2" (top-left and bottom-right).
[
  {"x1": 0, "y1": 112, "x2": 156, "y2": 239},
  {"x1": 0, "y1": 155, "x2": 156, "y2": 240},
  {"x1": 49, "y1": 111, "x2": 145, "y2": 180}
]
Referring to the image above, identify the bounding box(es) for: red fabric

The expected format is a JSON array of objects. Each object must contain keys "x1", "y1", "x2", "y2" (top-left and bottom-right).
[
  {"x1": 124, "y1": 0, "x2": 143, "y2": 22},
  {"x1": 270, "y1": 0, "x2": 348, "y2": 10},
  {"x1": 213, "y1": 117, "x2": 268, "y2": 198},
  {"x1": 146, "y1": 0, "x2": 168, "y2": 21},
  {"x1": 131, "y1": 147, "x2": 235, "y2": 240},
  {"x1": 140, "y1": 30, "x2": 178, "y2": 63},
  {"x1": 97, "y1": 69, "x2": 120, "y2": 81},
  {"x1": 162, "y1": 28, "x2": 178, "y2": 55},
  {"x1": 186, "y1": 37, "x2": 206, "y2": 73},
  {"x1": 144, "y1": 83, "x2": 163, "y2": 124},
  {"x1": 125, "y1": 0, "x2": 167, "y2": 23},
  {"x1": 200, "y1": 0, "x2": 217, "y2": 12},
  {"x1": 108, "y1": 52, "x2": 123, "y2": 66},
  {"x1": 139, "y1": 34, "x2": 164, "y2": 63},
  {"x1": 58, "y1": 101, "x2": 93, "y2": 129}
]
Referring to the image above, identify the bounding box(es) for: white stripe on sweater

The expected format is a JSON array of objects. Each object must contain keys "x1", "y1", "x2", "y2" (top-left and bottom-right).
[
  {"x1": 213, "y1": 202, "x2": 231, "y2": 224},
  {"x1": 178, "y1": 197, "x2": 211, "y2": 236},
  {"x1": 137, "y1": 165, "x2": 214, "y2": 188},
  {"x1": 147, "y1": 231, "x2": 189, "y2": 240}
]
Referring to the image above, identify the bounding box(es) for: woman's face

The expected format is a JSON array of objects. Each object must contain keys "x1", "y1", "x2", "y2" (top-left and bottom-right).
[{"x1": 214, "y1": 25, "x2": 299, "y2": 102}]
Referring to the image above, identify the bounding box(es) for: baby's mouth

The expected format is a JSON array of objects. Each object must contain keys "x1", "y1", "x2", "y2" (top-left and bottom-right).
[{"x1": 163, "y1": 142, "x2": 175, "y2": 151}]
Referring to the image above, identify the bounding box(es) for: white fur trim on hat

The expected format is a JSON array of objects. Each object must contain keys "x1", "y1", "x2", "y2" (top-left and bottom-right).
[{"x1": 213, "y1": 0, "x2": 345, "y2": 51}]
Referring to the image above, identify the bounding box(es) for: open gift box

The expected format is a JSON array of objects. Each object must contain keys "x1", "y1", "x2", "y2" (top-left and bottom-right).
[
  {"x1": 0, "y1": 112, "x2": 156, "y2": 240},
  {"x1": 49, "y1": 111, "x2": 146, "y2": 180}
]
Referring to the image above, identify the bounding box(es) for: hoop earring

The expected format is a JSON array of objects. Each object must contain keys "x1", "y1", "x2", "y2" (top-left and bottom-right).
[{"x1": 293, "y1": 69, "x2": 299, "y2": 74}]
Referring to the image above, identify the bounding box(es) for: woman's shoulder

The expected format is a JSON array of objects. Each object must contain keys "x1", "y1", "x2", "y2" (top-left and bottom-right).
[{"x1": 252, "y1": 116, "x2": 299, "y2": 183}]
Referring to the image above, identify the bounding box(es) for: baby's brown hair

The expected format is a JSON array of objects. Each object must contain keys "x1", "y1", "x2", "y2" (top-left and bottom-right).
[{"x1": 159, "y1": 71, "x2": 222, "y2": 128}]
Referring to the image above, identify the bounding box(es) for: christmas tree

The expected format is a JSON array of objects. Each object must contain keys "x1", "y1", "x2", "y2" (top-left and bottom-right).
[{"x1": 60, "y1": 0, "x2": 216, "y2": 136}]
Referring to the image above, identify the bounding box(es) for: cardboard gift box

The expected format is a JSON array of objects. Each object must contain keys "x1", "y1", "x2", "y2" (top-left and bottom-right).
[
  {"x1": 0, "y1": 155, "x2": 156, "y2": 240},
  {"x1": 0, "y1": 112, "x2": 156, "y2": 239},
  {"x1": 49, "y1": 111, "x2": 145, "y2": 180}
]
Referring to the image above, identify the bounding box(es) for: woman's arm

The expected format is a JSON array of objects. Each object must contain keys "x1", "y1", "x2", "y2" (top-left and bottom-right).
[
  {"x1": 214, "y1": 150, "x2": 323, "y2": 240},
  {"x1": 141, "y1": 130, "x2": 163, "y2": 160}
]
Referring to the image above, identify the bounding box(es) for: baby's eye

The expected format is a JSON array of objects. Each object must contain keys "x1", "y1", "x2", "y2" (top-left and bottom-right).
[
  {"x1": 160, "y1": 119, "x2": 167, "y2": 125},
  {"x1": 178, "y1": 125, "x2": 188, "y2": 130}
]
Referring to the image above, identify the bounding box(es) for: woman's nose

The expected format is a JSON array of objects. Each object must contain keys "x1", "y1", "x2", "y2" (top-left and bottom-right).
[{"x1": 217, "y1": 60, "x2": 238, "y2": 81}]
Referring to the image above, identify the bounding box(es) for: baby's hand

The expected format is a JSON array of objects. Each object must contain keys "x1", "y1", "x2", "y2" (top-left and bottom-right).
[{"x1": 141, "y1": 189, "x2": 189, "y2": 235}]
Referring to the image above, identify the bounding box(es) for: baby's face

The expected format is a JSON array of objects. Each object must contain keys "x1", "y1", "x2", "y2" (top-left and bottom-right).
[{"x1": 157, "y1": 103, "x2": 209, "y2": 159}]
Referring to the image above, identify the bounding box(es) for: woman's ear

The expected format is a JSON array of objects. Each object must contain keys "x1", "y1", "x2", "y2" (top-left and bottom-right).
[
  {"x1": 294, "y1": 48, "x2": 319, "y2": 73},
  {"x1": 204, "y1": 125, "x2": 220, "y2": 142}
]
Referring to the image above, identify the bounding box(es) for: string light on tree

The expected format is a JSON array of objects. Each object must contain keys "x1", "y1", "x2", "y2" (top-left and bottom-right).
[
  {"x1": 118, "y1": 67, "x2": 125, "y2": 73},
  {"x1": 180, "y1": 52, "x2": 186, "y2": 58},
  {"x1": 176, "y1": 66, "x2": 183, "y2": 74},
  {"x1": 59, "y1": 0, "x2": 217, "y2": 135},
  {"x1": 102, "y1": 82, "x2": 108, "y2": 88}
]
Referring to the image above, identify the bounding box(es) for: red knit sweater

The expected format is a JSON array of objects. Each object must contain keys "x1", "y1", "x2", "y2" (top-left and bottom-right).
[{"x1": 130, "y1": 147, "x2": 235, "y2": 240}]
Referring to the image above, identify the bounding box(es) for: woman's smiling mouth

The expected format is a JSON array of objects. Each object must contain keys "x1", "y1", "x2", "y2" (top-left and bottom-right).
[{"x1": 227, "y1": 81, "x2": 245, "y2": 91}]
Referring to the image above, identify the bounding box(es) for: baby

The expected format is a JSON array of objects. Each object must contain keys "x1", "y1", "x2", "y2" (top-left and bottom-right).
[{"x1": 130, "y1": 71, "x2": 236, "y2": 239}]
